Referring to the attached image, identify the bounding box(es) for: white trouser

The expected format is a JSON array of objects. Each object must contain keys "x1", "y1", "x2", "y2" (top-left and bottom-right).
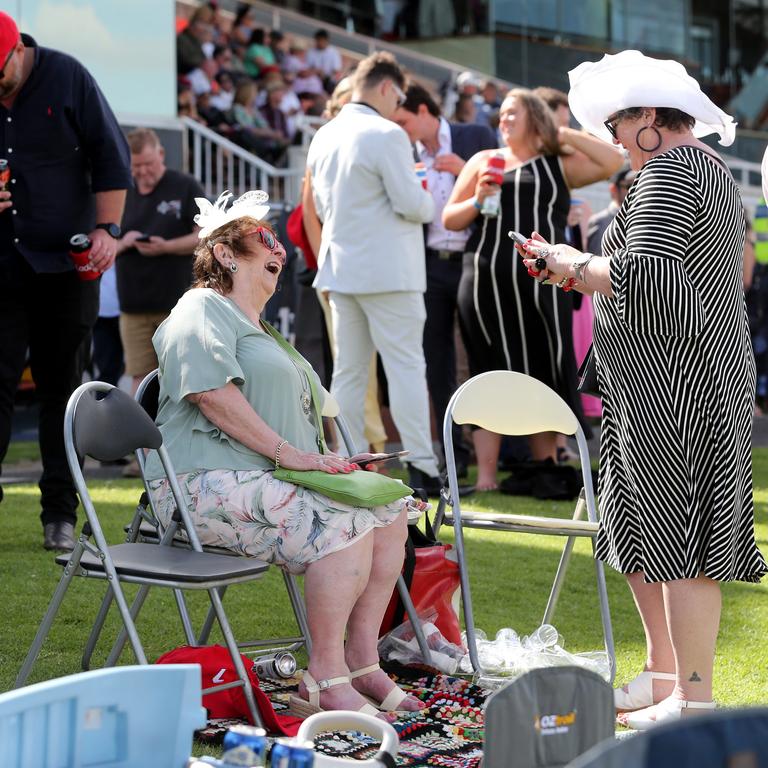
[{"x1": 329, "y1": 290, "x2": 439, "y2": 478}]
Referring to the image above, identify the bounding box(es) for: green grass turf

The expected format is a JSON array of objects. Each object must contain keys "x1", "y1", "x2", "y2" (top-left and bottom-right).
[{"x1": 1, "y1": 443, "x2": 766, "y2": 711}]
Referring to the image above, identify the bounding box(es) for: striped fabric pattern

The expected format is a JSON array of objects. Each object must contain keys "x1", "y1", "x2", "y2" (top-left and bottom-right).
[
  {"x1": 458, "y1": 154, "x2": 583, "y2": 419},
  {"x1": 593, "y1": 146, "x2": 768, "y2": 583}
]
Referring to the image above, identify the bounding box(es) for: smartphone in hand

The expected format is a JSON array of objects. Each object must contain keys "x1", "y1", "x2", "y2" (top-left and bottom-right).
[
  {"x1": 136, "y1": 234, "x2": 152, "y2": 243},
  {"x1": 349, "y1": 450, "x2": 409, "y2": 465},
  {"x1": 508, "y1": 230, "x2": 528, "y2": 249}
]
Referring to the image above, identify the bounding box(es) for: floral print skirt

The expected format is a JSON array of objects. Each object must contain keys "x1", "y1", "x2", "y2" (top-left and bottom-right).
[{"x1": 148, "y1": 468, "x2": 405, "y2": 574}]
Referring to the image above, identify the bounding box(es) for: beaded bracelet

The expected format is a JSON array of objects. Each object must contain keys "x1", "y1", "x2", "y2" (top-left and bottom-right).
[
  {"x1": 274, "y1": 439, "x2": 288, "y2": 469},
  {"x1": 557, "y1": 276, "x2": 576, "y2": 292}
]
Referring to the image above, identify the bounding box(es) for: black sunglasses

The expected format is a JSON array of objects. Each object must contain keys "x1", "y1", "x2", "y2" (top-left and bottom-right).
[
  {"x1": 0, "y1": 45, "x2": 16, "y2": 80},
  {"x1": 604, "y1": 115, "x2": 620, "y2": 140}
]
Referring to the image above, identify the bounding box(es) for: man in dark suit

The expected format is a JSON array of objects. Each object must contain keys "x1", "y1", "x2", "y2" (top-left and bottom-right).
[{"x1": 395, "y1": 83, "x2": 497, "y2": 483}]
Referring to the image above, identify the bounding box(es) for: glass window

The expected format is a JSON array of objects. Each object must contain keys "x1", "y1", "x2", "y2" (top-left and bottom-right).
[
  {"x1": 494, "y1": 0, "x2": 559, "y2": 33},
  {"x1": 611, "y1": 0, "x2": 689, "y2": 56},
  {"x1": 561, "y1": 0, "x2": 609, "y2": 38}
]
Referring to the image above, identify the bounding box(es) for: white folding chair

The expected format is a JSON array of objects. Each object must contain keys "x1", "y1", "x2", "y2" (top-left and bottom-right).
[
  {"x1": 434, "y1": 370, "x2": 615, "y2": 678},
  {"x1": 15, "y1": 382, "x2": 268, "y2": 726}
]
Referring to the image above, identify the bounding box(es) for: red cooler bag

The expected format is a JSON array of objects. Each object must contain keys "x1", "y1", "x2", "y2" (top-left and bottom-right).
[
  {"x1": 156, "y1": 644, "x2": 302, "y2": 735},
  {"x1": 379, "y1": 515, "x2": 462, "y2": 646}
]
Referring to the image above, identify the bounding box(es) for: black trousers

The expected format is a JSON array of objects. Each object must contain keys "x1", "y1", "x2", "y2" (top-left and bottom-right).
[
  {"x1": 423, "y1": 250, "x2": 470, "y2": 467},
  {"x1": 92, "y1": 315, "x2": 125, "y2": 387},
  {"x1": 0, "y1": 252, "x2": 99, "y2": 525}
]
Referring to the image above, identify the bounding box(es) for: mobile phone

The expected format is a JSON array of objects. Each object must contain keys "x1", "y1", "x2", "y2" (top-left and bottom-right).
[
  {"x1": 136, "y1": 234, "x2": 151, "y2": 242},
  {"x1": 508, "y1": 230, "x2": 528, "y2": 248},
  {"x1": 349, "y1": 450, "x2": 410, "y2": 464}
]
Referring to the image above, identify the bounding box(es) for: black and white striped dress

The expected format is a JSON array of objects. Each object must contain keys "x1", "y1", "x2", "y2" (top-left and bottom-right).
[
  {"x1": 594, "y1": 145, "x2": 767, "y2": 583},
  {"x1": 458, "y1": 154, "x2": 584, "y2": 421}
]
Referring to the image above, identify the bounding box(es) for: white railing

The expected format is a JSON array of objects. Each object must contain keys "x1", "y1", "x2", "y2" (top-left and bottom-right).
[{"x1": 181, "y1": 116, "x2": 303, "y2": 204}]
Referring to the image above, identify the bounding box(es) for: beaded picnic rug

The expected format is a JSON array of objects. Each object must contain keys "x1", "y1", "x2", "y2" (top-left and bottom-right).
[{"x1": 197, "y1": 672, "x2": 489, "y2": 767}]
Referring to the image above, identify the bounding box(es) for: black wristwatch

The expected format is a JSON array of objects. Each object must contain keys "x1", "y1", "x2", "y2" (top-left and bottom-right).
[{"x1": 95, "y1": 222, "x2": 121, "y2": 239}]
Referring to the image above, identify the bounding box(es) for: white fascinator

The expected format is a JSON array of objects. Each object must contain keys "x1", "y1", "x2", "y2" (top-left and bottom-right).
[
  {"x1": 194, "y1": 190, "x2": 271, "y2": 238},
  {"x1": 568, "y1": 50, "x2": 737, "y2": 147}
]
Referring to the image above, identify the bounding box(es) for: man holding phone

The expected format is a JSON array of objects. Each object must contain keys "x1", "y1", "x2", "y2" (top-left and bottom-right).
[{"x1": 116, "y1": 128, "x2": 203, "y2": 403}]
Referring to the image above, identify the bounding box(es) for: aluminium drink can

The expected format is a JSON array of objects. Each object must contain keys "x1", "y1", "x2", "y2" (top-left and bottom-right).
[
  {"x1": 68, "y1": 233, "x2": 100, "y2": 281},
  {"x1": 0, "y1": 158, "x2": 10, "y2": 191},
  {"x1": 269, "y1": 738, "x2": 315, "y2": 768},
  {"x1": 221, "y1": 723, "x2": 267, "y2": 767}
]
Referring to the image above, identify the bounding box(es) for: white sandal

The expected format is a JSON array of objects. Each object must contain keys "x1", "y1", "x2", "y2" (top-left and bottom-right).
[
  {"x1": 625, "y1": 696, "x2": 716, "y2": 731},
  {"x1": 614, "y1": 670, "x2": 676, "y2": 711},
  {"x1": 289, "y1": 671, "x2": 380, "y2": 718},
  {"x1": 350, "y1": 663, "x2": 411, "y2": 711}
]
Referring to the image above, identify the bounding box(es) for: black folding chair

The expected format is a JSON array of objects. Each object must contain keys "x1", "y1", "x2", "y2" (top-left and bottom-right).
[{"x1": 15, "y1": 382, "x2": 268, "y2": 726}]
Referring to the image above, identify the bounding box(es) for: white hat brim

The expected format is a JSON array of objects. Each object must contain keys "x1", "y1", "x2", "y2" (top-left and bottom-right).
[{"x1": 568, "y1": 50, "x2": 736, "y2": 147}]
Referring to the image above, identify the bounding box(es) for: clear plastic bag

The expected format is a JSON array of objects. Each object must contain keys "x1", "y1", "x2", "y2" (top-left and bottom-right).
[
  {"x1": 378, "y1": 611, "x2": 466, "y2": 674},
  {"x1": 459, "y1": 624, "x2": 612, "y2": 689}
]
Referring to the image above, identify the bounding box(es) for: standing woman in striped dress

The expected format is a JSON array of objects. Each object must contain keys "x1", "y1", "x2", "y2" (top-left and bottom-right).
[
  {"x1": 521, "y1": 51, "x2": 768, "y2": 730},
  {"x1": 443, "y1": 89, "x2": 622, "y2": 491}
]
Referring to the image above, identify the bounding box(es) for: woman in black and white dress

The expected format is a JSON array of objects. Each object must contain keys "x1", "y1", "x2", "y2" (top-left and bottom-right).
[
  {"x1": 521, "y1": 50, "x2": 768, "y2": 730},
  {"x1": 443, "y1": 89, "x2": 622, "y2": 491}
]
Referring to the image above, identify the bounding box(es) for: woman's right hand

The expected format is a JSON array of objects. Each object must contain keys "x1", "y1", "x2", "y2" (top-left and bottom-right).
[
  {"x1": 474, "y1": 169, "x2": 499, "y2": 203},
  {"x1": 279, "y1": 444, "x2": 357, "y2": 474}
]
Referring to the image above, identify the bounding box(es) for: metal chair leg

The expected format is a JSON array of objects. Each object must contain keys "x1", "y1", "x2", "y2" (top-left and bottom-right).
[
  {"x1": 592, "y1": 545, "x2": 616, "y2": 683},
  {"x1": 206, "y1": 587, "x2": 263, "y2": 728},
  {"x1": 396, "y1": 575, "x2": 433, "y2": 665},
  {"x1": 542, "y1": 536, "x2": 577, "y2": 626},
  {"x1": 197, "y1": 585, "x2": 226, "y2": 645},
  {"x1": 15, "y1": 547, "x2": 84, "y2": 687},
  {"x1": 82, "y1": 585, "x2": 116, "y2": 670},
  {"x1": 284, "y1": 572, "x2": 311, "y2": 655},
  {"x1": 106, "y1": 583, "x2": 153, "y2": 667}
]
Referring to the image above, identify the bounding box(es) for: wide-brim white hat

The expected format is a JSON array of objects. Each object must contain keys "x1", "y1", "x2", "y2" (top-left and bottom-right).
[
  {"x1": 568, "y1": 50, "x2": 736, "y2": 147},
  {"x1": 762, "y1": 145, "x2": 768, "y2": 202},
  {"x1": 194, "y1": 190, "x2": 271, "y2": 238}
]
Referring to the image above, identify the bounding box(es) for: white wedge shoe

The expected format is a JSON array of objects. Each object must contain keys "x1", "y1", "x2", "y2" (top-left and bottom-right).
[
  {"x1": 614, "y1": 670, "x2": 677, "y2": 711},
  {"x1": 625, "y1": 696, "x2": 716, "y2": 731}
]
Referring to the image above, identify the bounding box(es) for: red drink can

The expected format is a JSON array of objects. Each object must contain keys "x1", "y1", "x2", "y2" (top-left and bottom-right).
[
  {"x1": 0, "y1": 159, "x2": 10, "y2": 191},
  {"x1": 415, "y1": 161, "x2": 428, "y2": 190},
  {"x1": 69, "y1": 233, "x2": 100, "y2": 281},
  {"x1": 486, "y1": 152, "x2": 505, "y2": 185}
]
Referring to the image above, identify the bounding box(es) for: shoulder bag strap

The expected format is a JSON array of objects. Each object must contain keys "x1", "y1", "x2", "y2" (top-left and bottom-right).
[{"x1": 262, "y1": 321, "x2": 327, "y2": 454}]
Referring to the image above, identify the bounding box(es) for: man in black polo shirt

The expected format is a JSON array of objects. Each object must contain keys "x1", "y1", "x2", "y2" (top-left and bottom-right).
[
  {"x1": 0, "y1": 12, "x2": 131, "y2": 551},
  {"x1": 115, "y1": 128, "x2": 202, "y2": 479}
]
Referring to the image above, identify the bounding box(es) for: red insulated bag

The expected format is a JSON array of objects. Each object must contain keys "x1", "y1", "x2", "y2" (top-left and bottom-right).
[
  {"x1": 379, "y1": 514, "x2": 462, "y2": 646},
  {"x1": 156, "y1": 644, "x2": 302, "y2": 735}
]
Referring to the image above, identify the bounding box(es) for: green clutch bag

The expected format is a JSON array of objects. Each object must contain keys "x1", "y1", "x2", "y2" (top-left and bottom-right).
[
  {"x1": 273, "y1": 468, "x2": 413, "y2": 507},
  {"x1": 263, "y1": 322, "x2": 412, "y2": 507}
]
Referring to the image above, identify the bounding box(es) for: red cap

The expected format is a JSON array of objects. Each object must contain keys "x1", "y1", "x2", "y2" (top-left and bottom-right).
[{"x1": 0, "y1": 12, "x2": 19, "y2": 60}]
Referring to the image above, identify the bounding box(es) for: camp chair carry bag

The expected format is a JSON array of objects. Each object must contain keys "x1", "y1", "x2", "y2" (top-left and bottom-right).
[{"x1": 483, "y1": 666, "x2": 614, "y2": 768}]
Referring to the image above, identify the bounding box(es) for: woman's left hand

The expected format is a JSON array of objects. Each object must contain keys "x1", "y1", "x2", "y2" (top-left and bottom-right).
[{"x1": 519, "y1": 231, "x2": 583, "y2": 285}]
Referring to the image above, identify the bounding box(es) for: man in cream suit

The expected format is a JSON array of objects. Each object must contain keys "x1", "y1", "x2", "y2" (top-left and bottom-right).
[{"x1": 306, "y1": 51, "x2": 441, "y2": 491}]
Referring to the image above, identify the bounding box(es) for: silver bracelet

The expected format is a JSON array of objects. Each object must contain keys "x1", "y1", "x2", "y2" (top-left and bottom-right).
[
  {"x1": 573, "y1": 253, "x2": 597, "y2": 283},
  {"x1": 274, "y1": 439, "x2": 289, "y2": 469}
]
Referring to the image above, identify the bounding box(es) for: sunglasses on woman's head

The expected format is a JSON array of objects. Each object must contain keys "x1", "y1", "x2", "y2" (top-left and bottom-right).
[{"x1": 244, "y1": 226, "x2": 279, "y2": 251}]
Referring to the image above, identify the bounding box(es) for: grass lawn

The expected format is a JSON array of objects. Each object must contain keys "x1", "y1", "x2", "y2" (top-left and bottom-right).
[{"x1": 1, "y1": 442, "x2": 766, "y2": 713}]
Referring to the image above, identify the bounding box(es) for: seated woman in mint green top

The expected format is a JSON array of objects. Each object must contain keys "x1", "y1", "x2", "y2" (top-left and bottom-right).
[{"x1": 146, "y1": 191, "x2": 425, "y2": 719}]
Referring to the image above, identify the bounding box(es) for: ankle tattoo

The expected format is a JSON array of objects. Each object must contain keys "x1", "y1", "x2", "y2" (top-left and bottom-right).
[{"x1": 688, "y1": 671, "x2": 702, "y2": 682}]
